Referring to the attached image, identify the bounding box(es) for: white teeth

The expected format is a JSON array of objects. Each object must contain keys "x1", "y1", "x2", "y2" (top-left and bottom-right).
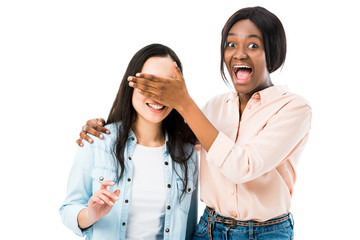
[
  {"x1": 147, "y1": 103, "x2": 164, "y2": 110},
  {"x1": 234, "y1": 65, "x2": 251, "y2": 69}
]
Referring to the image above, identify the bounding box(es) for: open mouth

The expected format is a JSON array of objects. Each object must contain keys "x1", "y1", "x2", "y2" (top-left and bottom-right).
[
  {"x1": 146, "y1": 103, "x2": 166, "y2": 110},
  {"x1": 233, "y1": 65, "x2": 253, "y2": 82}
]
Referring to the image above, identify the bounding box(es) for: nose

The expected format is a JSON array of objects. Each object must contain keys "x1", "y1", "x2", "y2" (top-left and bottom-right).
[{"x1": 233, "y1": 47, "x2": 248, "y2": 60}]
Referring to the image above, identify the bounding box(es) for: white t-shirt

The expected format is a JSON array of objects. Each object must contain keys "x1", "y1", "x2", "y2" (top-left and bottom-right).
[{"x1": 125, "y1": 143, "x2": 166, "y2": 240}]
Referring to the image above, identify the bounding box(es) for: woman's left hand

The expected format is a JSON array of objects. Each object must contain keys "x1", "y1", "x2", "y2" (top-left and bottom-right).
[{"x1": 128, "y1": 62, "x2": 190, "y2": 110}]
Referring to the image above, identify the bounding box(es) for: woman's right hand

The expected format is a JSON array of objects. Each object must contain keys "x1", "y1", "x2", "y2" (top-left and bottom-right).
[
  {"x1": 78, "y1": 181, "x2": 120, "y2": 229},
  {"x1": 76, "y1": 118, "x2": 110, "y2": 147}
]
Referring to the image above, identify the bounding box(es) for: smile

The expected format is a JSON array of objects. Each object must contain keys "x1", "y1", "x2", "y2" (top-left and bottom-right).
[{"x1": 146, "y1": 103, "x2": 166, "y2": 111}]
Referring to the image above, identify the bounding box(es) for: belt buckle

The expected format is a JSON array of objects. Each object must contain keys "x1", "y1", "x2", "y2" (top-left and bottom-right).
[
  {"x1": 230, "y1": 217, "x2": 237, "y2": 229},
  {"x1": 222, "y1": 217, "x2": 237, "y2": 229}
]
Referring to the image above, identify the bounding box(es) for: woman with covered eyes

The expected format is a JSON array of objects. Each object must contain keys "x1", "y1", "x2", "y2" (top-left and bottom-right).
[
  {"x1": 60, "y1": 43, "x2": 198, "y2": 240},
  {"x1": 77, "y1": 7, "x2": 311, "y2": 240}
]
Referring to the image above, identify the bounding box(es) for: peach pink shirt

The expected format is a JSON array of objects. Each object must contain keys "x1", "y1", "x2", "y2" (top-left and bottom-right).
[{"x1": 200, "y1": 85, "x2": 312, "y2": 222}]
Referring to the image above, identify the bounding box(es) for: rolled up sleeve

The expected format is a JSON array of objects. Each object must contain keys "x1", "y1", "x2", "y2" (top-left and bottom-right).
[
  {"x1": 59, "y1": 143, "x2": 94, "y2": 236},
  {"x1": 206, "y1": 101, "x2": 312, "y2": 184}
]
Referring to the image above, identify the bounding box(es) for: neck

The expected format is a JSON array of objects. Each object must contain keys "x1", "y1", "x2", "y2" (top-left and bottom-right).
[
  {"x1": 238, "y1": 76, "x2": 273, "y2": 115},
  {"x1": 132, "y1": 117, "x2": 165, "y2": 147}
]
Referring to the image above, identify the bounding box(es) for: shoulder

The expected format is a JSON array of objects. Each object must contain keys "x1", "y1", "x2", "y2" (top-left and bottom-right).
[
  {"x1": 82, "y1": 122, "x2": 120, "y2": 152},
  {"x1": 262, "y1": 85, "x2": 311, "y2": 111},
  {"x1": 282, "y1": 90, "x2": 312, "y2": 113},
  {"x1": 202, "y1": 92, "x2": 235, "y2": 112}
]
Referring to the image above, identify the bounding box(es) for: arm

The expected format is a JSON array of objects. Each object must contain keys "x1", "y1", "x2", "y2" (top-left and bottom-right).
[
  {"x1": 60, "y1": 143, "x2": 119, "y2": 235},
  {"x1": 128, "y1": 64, "x2": 311, "y2": 183},
  {"x1": 206, "y1": 101, "x2": 312, "y2": 184},
  {"x1": 60, "y1": 143, "x2": 95, "y2": 236}
]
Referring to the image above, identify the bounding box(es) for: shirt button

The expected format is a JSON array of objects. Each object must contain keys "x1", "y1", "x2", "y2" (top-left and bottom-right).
[
  {"x1": 228, "y1": 190, "x2": 234, "y2": 195},
  {"x1": 253, "y1": 93, "x2": 260, "y2": 99},
  {"x1": 167, "y1": 184, "x2": 171, "y2": 188},
  {"x1": 167, "y1": 205, "x2": 171, "y2": 210},
  {"x1": 122, "y1": 222, "x2": 126, "y2": 226},
  {"x1": 128, "y1": 157, "x2": 132, "y2": 160},
  {"x1": 127, "y1": 178, "x2": 131, "y2": 182},
  {"x1": 130, "y1": 137, "x2": 135, "y2": 141},
  {"x1": 165, "y1": 228, "x2": 170, "y2": 233},
  {"x1": 99, "y1": 176, "x2": 104, "y2": 181},
  {"x1": 231, "y1": 211, "x2": 238, "y2": 218},
  {"x1": 125, "y1": 199, "x2": 129, "y2": 203},
  {"x1": 164, "y1": 161, "x2": 169, "y2": 165},
  {"x1": 187, "y1": 188, "x2": 192, "y2": 192}
]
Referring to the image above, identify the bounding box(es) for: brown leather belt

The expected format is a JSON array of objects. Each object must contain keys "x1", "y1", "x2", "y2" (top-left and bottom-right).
[{"x1": 207, "y1": 207, "x2": 290, "y2": 229}]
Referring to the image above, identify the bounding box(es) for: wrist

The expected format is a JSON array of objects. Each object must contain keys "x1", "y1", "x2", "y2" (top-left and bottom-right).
[
  {"x1": 78, "y1": 208, "x2": 95, "y2": 229},
  {"x1": 176, "y1": 94, "x2": 194, "y2": 116}
]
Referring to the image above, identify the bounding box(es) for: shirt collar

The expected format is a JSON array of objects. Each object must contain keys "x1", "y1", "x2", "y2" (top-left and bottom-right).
[
  {"x1": 258, "y1": 85, "x2": 288, "y2": 102},
  {"x1": 226, "y1": 85, "x2": 288, "y2": 104},
  {"x1": 128, "y1": 128, "x2": 169, "y2": 153}
]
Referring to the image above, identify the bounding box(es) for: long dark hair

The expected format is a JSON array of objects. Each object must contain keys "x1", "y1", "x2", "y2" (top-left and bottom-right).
[
  {"x1": 220, "y1": 6, "x2": 287, "y2": 86},
  {"x1": 107, "y1": 43, "x2": 196, "y2": 197}
]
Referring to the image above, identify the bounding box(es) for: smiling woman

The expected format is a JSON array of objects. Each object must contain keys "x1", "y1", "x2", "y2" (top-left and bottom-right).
[
  {"x1": 125, "y1": 7, "x2": 310, "y2": 240},
  {"x1": 131, "y1": 57, "x2": 174, "y2": 125},
  {"x1": 77, "y1": 6, "x2": 311, "y2": 240},
  {"x1": 60, "y1": 43, "x2": 198, "y2": 240}
]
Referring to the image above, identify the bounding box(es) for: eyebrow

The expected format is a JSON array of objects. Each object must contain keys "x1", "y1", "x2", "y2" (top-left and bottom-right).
[{"x1": 228, "y1": 33, "x2": 262, "y2": 40}]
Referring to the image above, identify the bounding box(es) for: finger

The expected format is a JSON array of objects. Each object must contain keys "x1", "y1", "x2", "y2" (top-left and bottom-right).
[
  {"x1": 85, "y1": 125, "x2": 105, "y2": 140},
  {"x1": 134, "y1": 73, "x2": 159, "y2": 82},
  {"x1": 100, "y1": 180, "x2": 115, "y2": 190},
  {"x1": 129, "y1": 74, "x2": 170, "y2": 85},
  {"x1": 114, "y1": 189, "x2": 120, "y2": 197},
  {"x1": 128, "y1": 78, "x2": 159, "y2": 94},
  {"x1": 101, "y1": 189, "x2": 120, "y2": 203},
  {"x1": 129, "y1": 84, "x2": 160, "y2": 101},
  {"x1": 97, "y1": 193, "x2": 113, "y2": 206},
  {"x1": 95, "y1": 118, "x2": 105, "y2": 127},
  {"x1": 94, "y1": 118, "x2": 109, "y2": 134},
  {"x1": 90, "y1": 195, "x2": 104, "y2": 205},
  {"x1": 76, "y1": 138, "x2": 84, "y2": 147},
  {"x1": 80, "y1": 131, "x2": 93, "y2": 143},
  {"x1": 93, "y1": 124, "x2": 110, "y2": 135}
]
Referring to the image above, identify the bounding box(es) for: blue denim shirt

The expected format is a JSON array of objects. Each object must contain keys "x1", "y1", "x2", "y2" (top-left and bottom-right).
[{"x1": 60, "y1": 123, "x2": 198, "y2": 240}]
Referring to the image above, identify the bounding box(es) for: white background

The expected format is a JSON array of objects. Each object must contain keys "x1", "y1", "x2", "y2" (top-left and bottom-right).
[{"x1": 1, "y1": 0, "x2": 359, "y2": 239}]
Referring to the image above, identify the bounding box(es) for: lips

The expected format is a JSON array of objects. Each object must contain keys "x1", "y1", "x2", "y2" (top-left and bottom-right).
[
  {"x1": 233, "y1": 65, "x2": 252, "y2": 83},
  {"x1": 146, "y1": 103, "x2": 166, "y2": 111}
]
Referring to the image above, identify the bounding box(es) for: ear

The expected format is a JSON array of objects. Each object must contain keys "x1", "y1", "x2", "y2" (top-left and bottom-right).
[{"x1": 173, "y1": 62, "x2": 182, "y2": 80}]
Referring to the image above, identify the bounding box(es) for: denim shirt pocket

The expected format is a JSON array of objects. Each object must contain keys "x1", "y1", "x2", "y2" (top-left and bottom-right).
[
  {"x1": 90, "y1": 168, "x2": 117, "y2": 192},
  {"x1": 176, "y1": 178, "x2": 196, "y2": 213}
]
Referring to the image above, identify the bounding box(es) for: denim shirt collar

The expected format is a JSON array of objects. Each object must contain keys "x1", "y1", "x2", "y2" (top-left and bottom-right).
[{"x1": 127, "y1": 128, "x2": 170, "y2": 155}]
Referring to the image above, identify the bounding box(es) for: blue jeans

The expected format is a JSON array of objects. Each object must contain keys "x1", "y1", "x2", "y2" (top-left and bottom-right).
[{"x1": 192, "y1": 208, "x2": 294, "y2": 240}]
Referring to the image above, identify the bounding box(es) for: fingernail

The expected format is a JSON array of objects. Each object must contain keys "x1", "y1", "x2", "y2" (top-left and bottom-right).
[
  {"x1": 129, "y1": 82, "x2": 134, "y2": 87},
  {"x1": 174, "y1": 61, "x2": 178, "y2": 67},
  {"x1": 128, "y1": 76, "x2": 132, "y2": 81},
  {"x1": 136, "y1": 73, "x2": 140, "y2": 77},
  {"x1": 100, "y1": 200, "x2": 104, "y2": 204},
  {"x1": 80, "y1": 143, "x2": 84, "y2": 147},
  {"x1": 115, "y1": 196, "x2": 119, "y2": 200},
  {"x1": 109, "y1": 201, "x2": 114, "y2": 206},
  {"x1": 99, "y1": 134, "x2": 104, "y2": 139},
  {"x1": 89, "y1": 139, "x2": 93, "y2": 143},
  {"x1": 106, "y1": 130, "x2": 110, "y2": 134}
]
